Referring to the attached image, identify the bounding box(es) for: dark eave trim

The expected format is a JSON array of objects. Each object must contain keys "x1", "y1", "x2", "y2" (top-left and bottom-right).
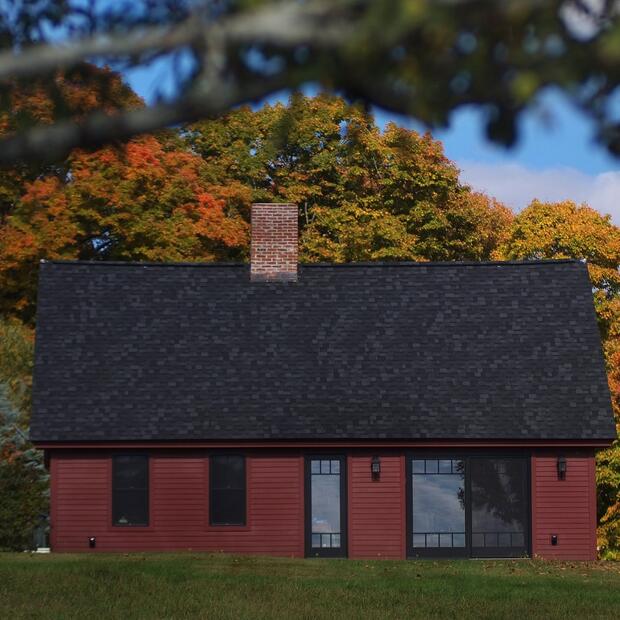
[{"x1": 32, "y1": 438, "x2": 615, "y2": 450}]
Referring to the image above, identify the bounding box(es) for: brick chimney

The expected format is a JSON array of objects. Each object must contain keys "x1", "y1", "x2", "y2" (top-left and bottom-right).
[{"x1": 250, "y1": 203, "x2": 298, "y2": 281}]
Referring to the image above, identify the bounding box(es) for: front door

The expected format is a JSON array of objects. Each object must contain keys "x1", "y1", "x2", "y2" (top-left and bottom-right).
[{"x1": 305, "y1": 456, "x2": 347, "y2": 557}]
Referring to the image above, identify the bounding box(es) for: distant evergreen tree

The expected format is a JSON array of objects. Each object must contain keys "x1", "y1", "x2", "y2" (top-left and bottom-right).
[{"x1": 0, "y1": 381, "x2": 48, "y2": 551}]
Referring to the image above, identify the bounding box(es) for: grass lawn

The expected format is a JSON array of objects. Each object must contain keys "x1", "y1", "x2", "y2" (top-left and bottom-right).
[{"x1": 1, "y1": 553, "x2": 619, "y2": 619}]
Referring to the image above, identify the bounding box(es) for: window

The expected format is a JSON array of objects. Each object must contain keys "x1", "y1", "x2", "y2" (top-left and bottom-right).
[
  {"x1": 470, "y1": 458, "x2": 528, "y2": 552},
  {"x1": 411, "y1": 459, "x2": 466, "y2": 550},
  {"x1": 306, "y1": 456, "x2": 347, "y2": 557},
  {"x1": 112, "y1": 455, "x2": 149, "y2": 526},
  {"x1": 408, "y1": 454, "x2": 529, "y2": 558},
  {"x1": 210, "y1": 455, "x2": 246, "y2": 525},
  {"x1": 310, "y1": 459, "x2": 342, "y2": 550}
]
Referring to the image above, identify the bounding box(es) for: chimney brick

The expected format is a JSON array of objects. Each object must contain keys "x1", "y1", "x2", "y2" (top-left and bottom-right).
[{"x1": 251, "y1": 203, "x2": 298, "y2": 281}]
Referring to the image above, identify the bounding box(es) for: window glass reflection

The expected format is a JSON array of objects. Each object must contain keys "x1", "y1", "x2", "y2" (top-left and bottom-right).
[
  {"x1": 453, "y1": 533, "x2": 466, "y2": 548},
  {"x1": 426, "y1": 534, "x2": 439, "y2": 547},
  {"x1": 412, "y1": 533, "x2": 426, "y2": 547},
  {"x1": 470, "y1": 458, "x2": 527, "y2": 550},
  {"x1": 311, "y1": 459, "x2": 342, "y2": 549},
  {"x1": 425, "y1": 460, "x2": 439, "y2": 474},
  {"x1": 412, "y1": 460, "x2": 425, "y2": 474},
  {"x1": 439, "y1": 460, "x2": 452, "y2": 474},
  {"x1": 412, "y1": 458, "x2": 465, "y2": 549},
  {"x1": 411, "y1": 456, "x2": 528, "y2": 554}
]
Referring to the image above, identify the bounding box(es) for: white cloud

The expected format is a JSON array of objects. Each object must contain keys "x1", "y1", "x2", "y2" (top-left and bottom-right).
[{"x1": 457, "y1": 161, "x2": 620, "y2": 223}]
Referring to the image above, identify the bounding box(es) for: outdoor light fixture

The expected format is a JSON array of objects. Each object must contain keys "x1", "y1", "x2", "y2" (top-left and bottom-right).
[
  {"x1": 557, "y1": 456, "x2": 567, "y2": 480},
  {"x1": 88, "y1": 536, "x2": 96, "y2": 549},
  {"x1": 551, "y1": 534, "x2": 558, "y2": 546},
  {"x1": 371, "y1": 456, "x2": 381, "y2": 480}
]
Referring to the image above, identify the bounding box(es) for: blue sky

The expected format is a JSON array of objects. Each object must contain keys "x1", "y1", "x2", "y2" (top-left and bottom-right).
[{"x1": 126, "y1": 65, "x2": 620, "y2": 222}]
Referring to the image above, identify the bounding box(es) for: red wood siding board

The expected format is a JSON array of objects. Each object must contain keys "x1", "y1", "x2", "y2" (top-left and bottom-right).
[
  {"x1": 348, "y1": 454, "x2": 405, "y2": 559},
  {"x1": 531, "y1": 452, "x2": 597, "y2": 561},
  {"x1": 50, "y1": 449, "x2": 599, "y2": 561},
  {"x1": 51, "y1": 451, "x2": 305, "y2": 555}
]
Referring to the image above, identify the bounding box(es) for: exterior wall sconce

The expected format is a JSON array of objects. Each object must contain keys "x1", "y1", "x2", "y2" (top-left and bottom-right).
[
  {"x1": 557, "y1": 456, "x2": 567, "y2": 480},
  {"x1": 88, "y1": 536, "x2": 96, "y2": 549},
  {"x1": 371, "y1": 456, "x2": 381, "y2": 480}
]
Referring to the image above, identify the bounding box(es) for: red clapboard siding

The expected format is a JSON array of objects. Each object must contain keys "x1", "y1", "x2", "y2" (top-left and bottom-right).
[
  {"x1": 50, "y1": 451, "x2": 304, "y2": 555},
  {"x1": 531, "y1": 452, "x2": 597, "y2": 561},
  {"x1": 348, "y1": 454, "x2": 405, "y2": 559},
  {"x1": 50, "y1": 448, "x2": 601, "y2": 560}
]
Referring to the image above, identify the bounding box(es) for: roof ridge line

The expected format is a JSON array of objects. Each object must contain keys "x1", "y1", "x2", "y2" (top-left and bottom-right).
[{"x1": 40, "y1": 258, "x2": 582, "y2": 268}]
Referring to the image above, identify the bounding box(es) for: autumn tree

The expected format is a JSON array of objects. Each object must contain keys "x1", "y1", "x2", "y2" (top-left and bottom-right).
[
  {"x1": 0, "y1": 66, "x2": 249, "y2": 321},
  {"x1": 0, "y1": 134, "x2": 249, "y2": 321},
  {"x1": 0, "y1": 318, "x2": 34, "y2": 418},
  {"x1": 185, "y1": 93, "x2": 513, "y2": 263},
  {"x1": 2, "y1": 91, "x2": 510, "y2": 321},
  {"x1": 497, "y1": 199, "x2": 620, "y2": 553},
  {"x1": 0, "y1": 64, "x2": 142, "y2": 226}
]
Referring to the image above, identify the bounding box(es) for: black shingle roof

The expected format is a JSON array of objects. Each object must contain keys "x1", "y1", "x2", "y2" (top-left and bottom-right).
[{"x1": 30, "y1": 259, "x2": 616, "y2": 442}]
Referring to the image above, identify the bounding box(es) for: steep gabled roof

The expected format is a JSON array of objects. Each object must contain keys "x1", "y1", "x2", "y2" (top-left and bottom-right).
[{"x1": 30, "y1": 259, "x2": 615, "y2": 442}]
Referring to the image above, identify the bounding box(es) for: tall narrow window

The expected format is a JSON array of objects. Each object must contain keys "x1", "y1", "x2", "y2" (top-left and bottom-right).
[
  {"x1": 112, "y1": 455, "x2": 149, "y2": 526},
  {"x1": 306, "y1": 456, "x2": 346, "y2": 557},
  {"x1": 210, "y1": 455, "x2": 246, "y2": 525}
]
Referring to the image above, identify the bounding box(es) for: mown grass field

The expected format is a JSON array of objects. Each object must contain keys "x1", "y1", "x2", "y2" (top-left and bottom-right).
[{"x1": 1, "y1": 552, "x2": 619, "y2": 619}]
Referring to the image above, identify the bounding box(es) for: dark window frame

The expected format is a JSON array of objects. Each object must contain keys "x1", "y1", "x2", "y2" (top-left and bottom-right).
[
  {"x1": 304, "y1": 455, "x2": 348, "y2": 558},
  {"x1": 209, "y1": 453, "x2": 247, "y2": 526},
  {"x1": 406, "y1": 450, "x2": 531, "y2": 559},
  {"x1": 112, "y1": 453, "x2": 150, "y2": 528}
]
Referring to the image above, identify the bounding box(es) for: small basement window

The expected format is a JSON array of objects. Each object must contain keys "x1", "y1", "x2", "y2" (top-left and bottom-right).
[
  {"x1": 112, "y1": 455, "x2": 149, "y2": 527},
  {"x1": 210, "y1": 455, "x2": 246, "y2": 526}
]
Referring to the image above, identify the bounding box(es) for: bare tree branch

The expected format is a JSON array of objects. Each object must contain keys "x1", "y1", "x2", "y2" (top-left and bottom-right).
[
  {"x1": 0, "y1": 22, "x2": 204, "y2": 82},
  {"x1": 1, "y1": 0, "x2": 620, "y2": 163},
  {"x1": 0, "y1": 0, "x2": 356, "y2": 164},
  {"x1": 0, "y1": 1, "x2": 347, "y2": 83}
]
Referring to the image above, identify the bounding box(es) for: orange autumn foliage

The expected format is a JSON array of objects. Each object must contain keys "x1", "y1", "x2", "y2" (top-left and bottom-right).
[
  {"x1": 0, "y1": 135, "x2": 248, "y2": 320},
  {"x1": 0, "y1": 65, "x2": 143, "y2": 223}
]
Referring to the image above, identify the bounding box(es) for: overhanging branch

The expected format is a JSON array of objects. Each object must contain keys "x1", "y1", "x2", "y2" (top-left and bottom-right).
[
  {"x1": 0, "y1": 76, "x2": 291, "y2": 165},
  {"x1": 0, "y1": 0, "x2": 346, "y2": 83},
  {"x1": 0, "y1": 0, "x2": 353, "y2": 164}
]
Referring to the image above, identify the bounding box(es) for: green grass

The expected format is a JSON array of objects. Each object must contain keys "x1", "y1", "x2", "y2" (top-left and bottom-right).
[{"x1": 1, "y1": 553, "x2": 619, "y2": 620}]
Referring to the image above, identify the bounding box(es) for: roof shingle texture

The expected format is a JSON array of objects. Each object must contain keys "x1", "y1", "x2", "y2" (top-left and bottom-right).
[{"x1": 30, "y1": 259, "x2": 616, "y2": 442}]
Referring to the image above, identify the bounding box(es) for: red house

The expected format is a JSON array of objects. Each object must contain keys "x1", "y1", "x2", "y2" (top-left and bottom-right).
[{"x1": 31, "y1": 203, "x2": 616, "y2": 560}]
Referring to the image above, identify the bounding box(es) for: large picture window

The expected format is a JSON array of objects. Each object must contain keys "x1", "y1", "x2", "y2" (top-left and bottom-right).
[
  {"x1": 408, "y1": 454, "x2": 529, "y2": 558},
  {"x1": 112, "y1": 454, "x2": 149, "y2": 527},
  {"x1": 210, "y1": 455, "x2": 246, "y2": 526}
]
